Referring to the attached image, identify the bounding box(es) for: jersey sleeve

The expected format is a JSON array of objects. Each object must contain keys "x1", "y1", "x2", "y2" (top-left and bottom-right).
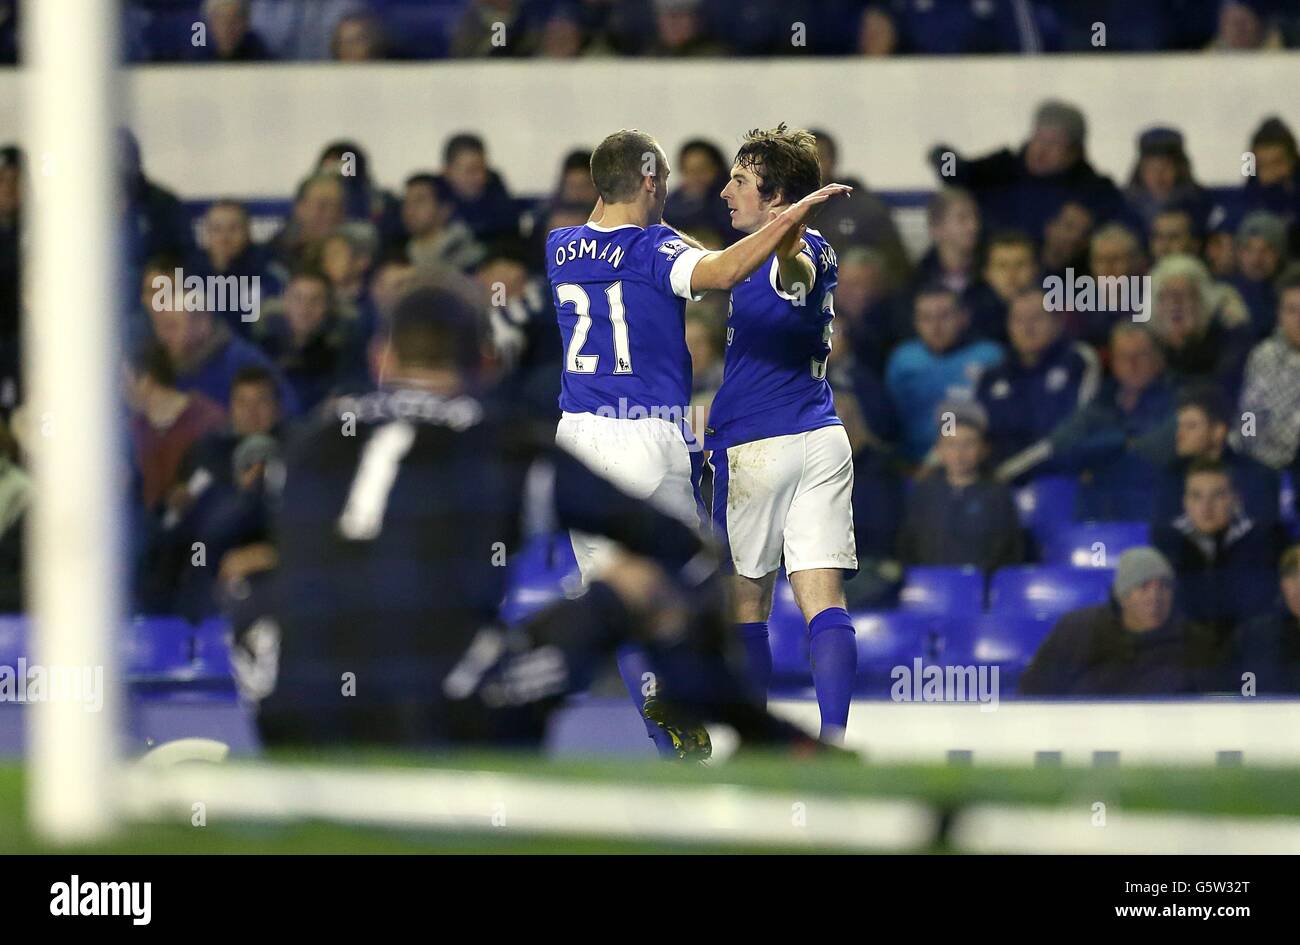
[{"x1": 646, "y1": 226, "x2": 707, "y2": 302}]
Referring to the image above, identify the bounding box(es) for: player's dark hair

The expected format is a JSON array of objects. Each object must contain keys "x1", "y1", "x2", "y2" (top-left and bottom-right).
[
  {"x1": 231, "y1": 365, "x2": 280, "y2": 401},
  {"x1": 390, "y1": 284, "x2": 488, "y2": 373},
  {"x1": 733, "y1": 123, "x2": 821, "y2": 205},
  {"x1": 444, "y1": 133, "x2": 486, "y2": 166},
  {"x1": 590, "y1": 129, "x2": 664, "y2": 204}
]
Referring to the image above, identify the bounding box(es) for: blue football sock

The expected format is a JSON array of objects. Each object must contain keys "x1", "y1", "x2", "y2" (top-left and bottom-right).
[
  {"x1": 808, "y1": 607, "x2": 857, "y2": 742},
  {"x1": 736, "y1": 621, "x2": 772, "y2": 702},
  {"x1": 616, "y1": 645, "x2": 677, "y2": 758}
]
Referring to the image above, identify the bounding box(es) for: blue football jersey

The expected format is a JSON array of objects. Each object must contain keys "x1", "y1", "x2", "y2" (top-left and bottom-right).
[
  {"x1": 546, "y1": 222, "x2": 705, "y2": 418},
  {"x1": 705, "y1": 229, "x2": 841, "y2": 450}
]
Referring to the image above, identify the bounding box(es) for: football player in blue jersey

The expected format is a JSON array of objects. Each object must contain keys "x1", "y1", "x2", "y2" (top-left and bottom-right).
[
  {"x1": 707, "y1": 125, "x2": 858, "y2": 743},
  {"x1": 546, "y1": 128, "x2": 850, "y2": 754}
]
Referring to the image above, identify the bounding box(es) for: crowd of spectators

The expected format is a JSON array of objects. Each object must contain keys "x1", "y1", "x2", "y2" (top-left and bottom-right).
[
  {"x1": 2, "y1": 1, "x2": 1299, "y2": 65},
  {"x1": 0, "y1": 83, "x2": 1298, "y2": 694}
]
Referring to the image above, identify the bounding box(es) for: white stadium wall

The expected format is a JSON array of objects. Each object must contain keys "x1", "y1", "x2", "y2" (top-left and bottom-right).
[{"x1": 0, "y1": 53, "x2": 1296, "y2": 198}]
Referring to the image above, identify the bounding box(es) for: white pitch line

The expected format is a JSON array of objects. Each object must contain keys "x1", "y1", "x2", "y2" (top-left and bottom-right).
[
  {"x1": 952, "y1": 804, "x2": 1300, "y2": 854},
  {"x1": 116, "y1": 763, "x2": 936, "y2": 851}
]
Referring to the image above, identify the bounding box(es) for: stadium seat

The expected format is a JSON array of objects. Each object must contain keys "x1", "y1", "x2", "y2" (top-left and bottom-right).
[
  {"x1": 943, "y1": 613, "x2": 1056, "y2": 693},
  {"x1": 987, "y1": 566, "x2": 1114, "y2": 620},
  {"x1": 1041, "y1": 521, "x2": 1150, "y2": 568},
  {"x1": 1014, "y1": 475, "x2": 1079, "y2": 544},
  {"x1": 499, "y1": 533, "x2": 581, "y2": 625},
  {"x1": 191, "y1": 618, "x2": 235, "y2": 688},
  {"x1": 768, "y1": 578, "x2": 809, "y2": 684},
  {"x1": 125, "y1": 616, "x2": 196, "y2": 680},
  {"x1": 851, "y1": 609, "x2": 936, "y2": 696},
  {"x1": 1281, "y1": 470, "x2": 1296, "y2": 526},
  {"x1": 898, "y1": 566, "x2": 984, "y2": 615}
]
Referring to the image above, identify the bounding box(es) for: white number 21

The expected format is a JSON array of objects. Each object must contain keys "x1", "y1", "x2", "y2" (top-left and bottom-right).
[{"x1": 558, "y1": 281, "x2": 632, "y2": 375}]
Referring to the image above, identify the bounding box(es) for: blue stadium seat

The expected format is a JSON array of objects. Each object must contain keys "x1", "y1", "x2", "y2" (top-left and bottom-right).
[
  {"x1": 126, "y1": 616, "x2": 195, "y2": 679},
  {"x1": 988, "y1": 566, "x2": 1114, "y2": 620},
  {"x1": 898, "y1": 566, "x2": 984, "y2": 615},
  {"x1": 1281, "y1": 469, "x2": 1296, "y2": 526},
  {"x1": 768, "y1": 577, "x2": 809, "y2": 684},
  {"x1": 192, "y1": 618, "x2": 235, "y2": 686},
  {"x1": 1042, "y1": 521, "x2": 1150, "y2": 568},
  {"x1": 851, "y1": 609, "x2": 936, "y2": 695},
  {"x1": 499, "y1": 533, "x2": 581, "y2": 625},
  {"x1": 1014, "y1": 474, "x2": 1079, "y2": 544},
  {"x1": 944, "y1": 613, "x2": 1056, "y2": 693}
]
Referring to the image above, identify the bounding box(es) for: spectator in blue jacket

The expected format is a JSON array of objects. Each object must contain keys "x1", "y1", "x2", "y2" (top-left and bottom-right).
[
  {"x1": 996, "y1": 323, "x2": 1175, "y2": 520},
  {"x1": 885, "y1": 286, "x2": 1004, "y2": 463},
  {"x1": 150, "y1": 294, "x2": 298, "y2": 417},
  {"x1": 1152, "y1": 458, "x2": 1285, "y2": 632},
  {"x1": 1230, "y1": 544, "x2": 1300, "y2": 695},
  {"x1": 1230, "y1": 211, "x2": 1286, "y2": 339},
  {"x1": 434, "y1": 133, "x2": 520, "y2": 243},
  {"x1": 256, "y1": 270, "x2": 359, "y2": 414},
  {"x1": 1153, "y1": 383, "x2": 1280, "y2": 528},
  {"x1": 977, "y1": 287, "x2": 1100, "y2": 471},
  {"x1": 191, "y1": 200, "x2": 283, "y2": 335},
  {"x1": 930, "y1": 100, "x2": 1127, "y2": 242}
]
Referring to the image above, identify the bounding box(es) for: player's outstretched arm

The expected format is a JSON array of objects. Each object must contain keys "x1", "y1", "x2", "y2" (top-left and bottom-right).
[{"x1": 689, "y1": 183, "x2": 850, "y2": 292}]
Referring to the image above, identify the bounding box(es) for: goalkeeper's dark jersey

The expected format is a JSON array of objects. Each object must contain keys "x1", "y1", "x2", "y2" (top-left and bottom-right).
[{"x1": 254, "y1": 384, "x2": 709, "y2": 748}]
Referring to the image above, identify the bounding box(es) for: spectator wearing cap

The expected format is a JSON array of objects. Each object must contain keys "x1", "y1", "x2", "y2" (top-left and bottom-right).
[
  {"x1": 1123, "y1": 127, "x2": 1210, "y2": 233},
  {"x1": 1148, "y1": 253, "x2": 1254, "y2": 399},
  {"x1": 1231, "y1": 263, "x2": 1300, "y2": 472},
  {"x1": 191, "y1": 0, "x2": 274, "y2": 62},
  {"x1": 1153, "y1": 383, "x2": 1279, "y2": 528},
  {"x1": 976, "y1": 287, "x2": 1100, "y2": 472},
  {"x1": 1152, "y1": 458, "x2": 1285, "y2": 631},
  {"x1": 909, "y1": 188, "x2": 1004, "y2": 342},
  {"x1": 1230, "y1": 544, "x2": 1300, "y2": 695},
  {"x1": 125, "y1": 342, "x2": 227, "y2": 513},
  {"x1": 996, "y1": 323, "x2": 1174, "y2": 521},
  {"x1": 929, "y1": 99, "x2": 1127, "y2": 243},
  {"x1": 1019, "y1": 547, "x2": 1226, "y2": 696},
  {"x1": 885, "y1": 285, "x2": 1004, "y2": 464},
  {"x1": 401, "y1": 173, "x2": 486, "y2": 273},
  {"x1": 1240, "y1": 117, "x2": 1300, "y2": 236},
  {"x1": 1149, "y1": 206, "x2": 1202, "y2": 263},
  {"x1": 895, "y1": 402, "x2": 1023, "y2": 573},
  {"x1": 1229, "y1": 211, "x2": 1287, "y2": 338},
  {"x1": 433, "y1": 134, "x2": 520, "y2": 244},
  {"x1": 663, "y1": 139, "x2": 733, "y2": 247}
]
